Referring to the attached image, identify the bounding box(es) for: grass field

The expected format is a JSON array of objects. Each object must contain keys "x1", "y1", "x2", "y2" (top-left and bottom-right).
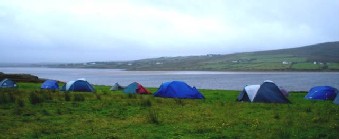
[{"x1": 0, "y1": 82, "x2": 338, "y2": 138}]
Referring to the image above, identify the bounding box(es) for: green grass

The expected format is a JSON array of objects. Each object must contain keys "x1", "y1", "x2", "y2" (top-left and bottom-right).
[
  {"x1": 0, "y1": 83, "x2": 338, "y2": 138},
  {"x1": 328, "y1": 63, "x2": 339, "y2": 70},
  {"x1": 291, "y1": 63, "x2": 322, "y2": 70}
]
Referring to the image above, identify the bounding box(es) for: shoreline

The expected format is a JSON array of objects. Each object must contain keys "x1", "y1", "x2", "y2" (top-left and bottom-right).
[
  {"x1": 1, "y1": 66, "x2": 339, "y2": 72},
  {"x1": 1, "y1": 68, "x2": 339, "y2": 91}
]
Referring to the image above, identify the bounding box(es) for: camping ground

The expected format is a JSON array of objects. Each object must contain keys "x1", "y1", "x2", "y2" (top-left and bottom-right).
[{"x1": 0, "y1": 82, "x2": 338, "y2": 138}]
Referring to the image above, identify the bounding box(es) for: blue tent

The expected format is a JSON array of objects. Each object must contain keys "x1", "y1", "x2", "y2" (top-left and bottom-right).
[
  {"x1": 237, "y1": 81, "x2": 290, "y2": 103},
  {"x1": 334, "y1": 94, "x2": 339, "y2": 105},
  {"x1": 305, "y1": 86, "x2": 338, "y2": 100},
  {"x1": 0, "y1": 78, "x2": 17, "y2": 88},
  {"x1": 41, "y1": 80, "x2": 59, "y2": 90},
  {"x1": 153, "y1": 81, "x2": 204, "y2": 99},
  {"x1": 61, "y1": 79, "x2": 95, "y2": 92}
]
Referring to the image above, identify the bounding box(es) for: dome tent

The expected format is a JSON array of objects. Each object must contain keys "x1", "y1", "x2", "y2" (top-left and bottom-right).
[
  {"x1": 305, "y1": 86, "x2": 338, "y2": 100},
  {"x1": 123, "y1": 82, "x2": 151, "y2": 94},
  {"x1": 237, "y1": 80, "x2": 290, "y2": 103},
  {"x1": 153, "y1": 81, "x2": 204, "y2": 99},
  {"x1": 41, "y1": 80, "x2": 59, "y2": 90},
  {"x1": 0, "y1": 78, "x2": 17, "y2": 88},
  {"x1": 61, "y1": 79, "x2": 95, "y2": 92}
]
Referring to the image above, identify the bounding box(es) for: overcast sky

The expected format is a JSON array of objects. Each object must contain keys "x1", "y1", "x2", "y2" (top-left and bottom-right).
[{"x1": 1, "y1": 0, "x2": 338, "y2": 63}]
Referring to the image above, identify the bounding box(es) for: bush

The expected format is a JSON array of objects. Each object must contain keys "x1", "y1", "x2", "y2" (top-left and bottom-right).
[
  {"x1": 127, "y1": 93, "x2": 137, "y2": 99},
  {"x1": 0, "y1": 92, "x2": 16, "y2": 104},
  {"x1": 29, "y1": 92, "x2": 43, "y2": 105},
  {"x1": 140, "y1": 97, "x2": 152, "y2": 107},
  {"x1": 74, "y1": 94, "x2": 85, "y2": 102},
  {"x1": 41, "y1": 109, "x2": 51, "y2": 116},
  {"x1": 56, "y1": 108, "x2": 62, "y2": 115},
  {"x1": 95, "y1": 93, "x2": 101, "y2": 100},
  {"x1": 148, "y1": 109, "x2": 159, "y2": 124},
  {"x1": 42, "y1": 91, "x2": 53, "y2": 101},
  {"x1": 0, "y1": 93, "x2": 9, "y2": 104},
  {"x1": 13, "y1": 107, "x2": 23, "y2": 115},
  {"x1": 8, "y1": 92, "x2": 16, "y2": 103},
  {"x1": 16, "y1": 98, "x2": 25, "y2": 107},
  {"x1": 174, "y1": 99, "x2": 185, "y2": 106},
  {"x1": 64, "y1": 93, "x2": 71, "y2": 101}
]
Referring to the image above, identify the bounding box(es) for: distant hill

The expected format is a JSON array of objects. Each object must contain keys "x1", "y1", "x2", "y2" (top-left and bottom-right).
[
  {"x1": 254, "y1": 41, "x2": 339, "y2": 62},
  {"x1": 48, "y1": 41, "x2": 339, "y2": 71}
]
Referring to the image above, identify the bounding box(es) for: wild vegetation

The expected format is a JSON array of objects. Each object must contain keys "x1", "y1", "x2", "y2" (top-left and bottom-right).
[
  {"x1": 0, "y1": 72, "x2": 44, "y2": 83},
  {"x1": 0, "y1": 82, "x2": 338, "y2": 138},
  {"x1": 45, "y1": 41, "x2": 339, "y2": 71}
]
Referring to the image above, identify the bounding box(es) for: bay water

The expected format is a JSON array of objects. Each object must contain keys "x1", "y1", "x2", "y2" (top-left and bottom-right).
[{"x1": 1, "y1": 67, "x2": 338, "y2": 91}]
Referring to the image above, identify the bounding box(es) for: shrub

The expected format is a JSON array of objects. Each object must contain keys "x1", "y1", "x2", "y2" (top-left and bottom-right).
[
  {"x1": 42, "y1": 91, "x2": 53, "y2": 101},
  {"x1": 140, "y1": 97, "x2": 152, "y2": 107},
  {"x1": 16, "y1": 98, "x2": 25, "y2": 107},
  {"x1": 148, "y1": 109, "x2": 159, "y2": 124},
  {"x1": 276, "y1": 128, "x2": 291, "y2": 139},
  {"x1": 64, "y1": 93, "x2": 71, "y2": 101},
  {"x1": 13, "y1": 107, "x2": 23, "y2": 115},
  {"x1": 8, "y1": 92, "x2": 16, "y2": 103},
  {"x1": 95, "y1": 93, "x2": 101, "y2": 100},
  {"x1": 56, "y1": 108, "x2": 62, "y2": 115},
  {"x1": 174, "y1": 99, "x2": 185, "y2": 106},
  {"x1": 74, "y1": 94, "x2": 85, "y2": 102},
  {"x1": 0, "y1": 93, "x2": 9, "y2": 104},
  {"x1": 29, "y1": 92, "x2": 43, "y2": 105},
  {"x1": 72, "y1": 102, "x2": 80, "y2": 107},
  {"x1": 127, "y1": 93, "x2": 137, "y2": 99},
  {"x1": 0, "y1": 92, "x2": 16, "y2": 104},
  {"x1": 41, "y1": 109, "x2": 51, "y2": 116},
  {"x1": 274, "y1": 113, "x2": 280, "y2": 120},
  {"x1": 306, "y1": 107, "x2": 312, "y2": 113}
]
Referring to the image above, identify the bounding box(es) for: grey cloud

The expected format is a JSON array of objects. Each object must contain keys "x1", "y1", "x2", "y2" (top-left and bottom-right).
[{"x1": 0, "y1": 0, "x2": 338, "y2": 63}]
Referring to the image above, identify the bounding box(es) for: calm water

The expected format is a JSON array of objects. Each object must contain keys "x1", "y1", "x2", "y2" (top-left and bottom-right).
[{"x1": 1, "y1": 67, "x2": 339, "y2": 91}]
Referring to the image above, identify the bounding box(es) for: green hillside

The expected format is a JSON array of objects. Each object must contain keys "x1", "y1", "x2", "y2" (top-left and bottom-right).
[
  {"x1": 49, "y1": 41, "x2": 339, "y2": 71},
  {"x1": 255, "y1": 41, "x2": 339, "y2": 62}
]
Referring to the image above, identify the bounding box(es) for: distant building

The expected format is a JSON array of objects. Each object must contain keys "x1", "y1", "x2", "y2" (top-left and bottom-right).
[
  {"x1": 84, "y1": 62, "x2": 96, "y2": 65},
  {"x1": 313, "y1": 61, "x2": 317, "y2": 65},
  {"x1": 282, "y1": 61, "x2": 290, "y2": 65}
]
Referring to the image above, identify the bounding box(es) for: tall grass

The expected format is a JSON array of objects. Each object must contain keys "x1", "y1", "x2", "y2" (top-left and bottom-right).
[
  {"x1": 29, "y1": 92, "x2": 44, "y2": 105},
  {"x1": 16, "y1": 98, "x2": 25, "y2": 107},
  {"x1": 64, "y1": 92, "x2": 71, "y2": 101},
  {"x1": 148, "y1": 109, "x2": 159, "y2": 124},
  {"x1": 0, "y1": 83, "x2": 338, "y2": 138},
  {"x1": 0, "y1": 90, "x2": 17, "y2": 104},
  {"x1": 73, "y1": 94, "x2": 85, "y2": 101}
]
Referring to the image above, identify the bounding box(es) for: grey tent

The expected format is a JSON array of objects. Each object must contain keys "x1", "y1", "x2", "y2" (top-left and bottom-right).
[
  {"x1": 334, "y1": 94, "x2": 339, "y2": 105},
  {"x1": 110, "y1": 82, "x2": 124, "y2": 91},
  {"x1": 237, "y1": 80, "x2": 290, "y2": 103},
  {"x1": 0, "y1": 78, "x2": 17, "y2": 88}
]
